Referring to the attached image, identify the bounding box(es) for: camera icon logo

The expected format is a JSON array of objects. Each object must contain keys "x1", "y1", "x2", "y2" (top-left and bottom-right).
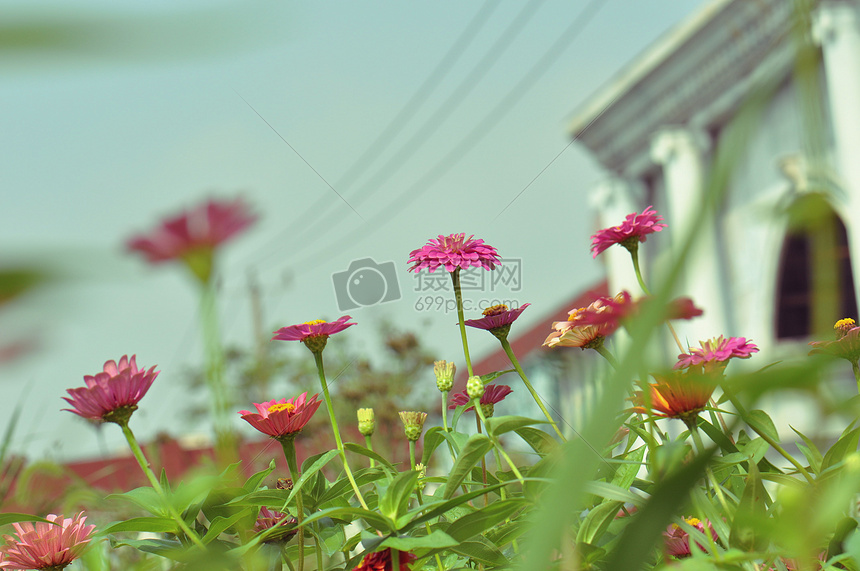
[{"x1": 332, "y1": 258, "x2": 402, "y2": 311}]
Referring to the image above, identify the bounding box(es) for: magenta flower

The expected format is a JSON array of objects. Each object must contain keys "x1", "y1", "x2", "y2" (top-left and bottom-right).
[
  {"x1": 253, "y1": 507, "x2": 298, "y2": 543},
  {"x1": 62, "y1": 355, "x2": 158, "y2": 425},
  {"x1": 663, "y1": 517, "x2": 717, "y2": 559},
  {"x1": 407, "y1": 233, "x2": 501, "y2": 273},
  {"x1": 0, "y1": 512, "x2": 95, "y2": 570},
  {"x1": 272, "y1": 316, "x2": 356, "y2": 354},
  {"x1": 449, "y1": 384, "x2": 513, "y2": 417},
  {"x1": 128, "y1": 198, "x2": 256, "y2": 263},
  {"x1": 352, "y1": 548, "x2": 416, "y2": 571},
  {"x1": 239, "y1": 393, "x2": 322, "y2": 440},
  {"x1": 577, "y1": 293, "x2": 703, "y2": 330},
  {"x1": 543, "y1": 295, "x2": 622, "y2": 350},
  {"x1": 675, "y1": 336, "x2": 759, "y2": 371},
  {"x1": 464, "y1": 304, "x2": 530, "y2": 330},
  {"x1": 464, "y1": 303, "x2": 530, "y2": 341},
  {"x1": 590, "y1": 206, "x2": 667, "y2": 258}
]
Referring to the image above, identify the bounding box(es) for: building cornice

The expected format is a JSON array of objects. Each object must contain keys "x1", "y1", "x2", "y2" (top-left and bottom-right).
[{"x1": 569, "y1": 0, "x2": 799, "y2": 174}]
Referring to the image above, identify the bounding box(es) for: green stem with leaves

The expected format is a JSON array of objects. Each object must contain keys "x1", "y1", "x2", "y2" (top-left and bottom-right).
[
  {"x1": 473, "y1": 397, "x2": 525, "y2": 485},
  {"x1": 312, "y1": 351, "x2": 370, "y2": 510},
  {"x1": 119, "y1": 422, "x2": 206, "y2": 550},
  {"x1": 280, "y1": 439, "x2": 305, "y2": 571},
  {"x1": 364, "y1": 435, "x2": 375, "y2": 468},
  {"x1": 499, "y1": 338, "x2": 566, "y2": 441}
]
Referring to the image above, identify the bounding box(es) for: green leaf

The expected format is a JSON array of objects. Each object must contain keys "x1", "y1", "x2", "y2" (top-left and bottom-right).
[
  {"x1": 0, "y1": 513, "x2": 50, "y2": 527},
  {"x1": 605, "y1": 446, "x2": 715, "y2": 570},
  {"x1": 422, "y1": 426, "x2": 450, "y2": 465},
  {"x1": 514, "y1": 426, "x2": 559, "y2": 457},
  {"x1": 243, "y1": 459, "x2": 276, "y2": 493},
  {"x1": 380, "y1": 530, "x2": 459, "y2": 550},
  {"x1": 790, "y1": 426, "x2": 822, "y2": 475},
  {"x1": 101, "y1": 517, "x2": 177, "y2": 535},
  {"x1": 344, "y1": 442, "x2": 397, "y2": 473},
  {"x1": 484, "y1": 415, "x2": 546, "y2": 438},
  {"x1": 729, "y1": 461, "x2": 769, "y2": 552},
  {"x1": 107, "y1": 486, "x2": 165, "y2": 516},
  {"x1": 610, "y1": 446, "x2": 646, "y2": 490},
  {"x1": 288, "y1": 450, "x2": 340, "y2": 504},
  {"x1": 479, "y1": 369, "x2": 515, "y2": 384},
  {"x1": 746, "y1": 409, "x2": 779, "y2": 442},
  {"x1": 225, "y1": 489, "x2": 291, "y2": 508},
  {"x1": 317, "y1": 467, "x2": 387, "y2": 507},
  {"x1": 576, "y1": 500, "x2": 622, "y2": 545},
  {"x1": 583, "y1": 481, "x2": 645, "y2": 506},
  {"x1": 822, "y1": 428, "x2": 860, "y2": 474},
  {"x1": 444, "y1": 434, "x2": 493, "y2": 499},
  {"x1": 403, "y1": 482, "x2": 509, "y2": 532},
  {"x1": 379, "y1": 470, "x2": 420, "y2": 520},
  {"x1": 446, "y1": 499, "x2": 526, "y2": 541},
  {"x1": 109, "y1": 538, "x2": 188, "y2": 562},
  {"x1": 202, "y1": 510, "x2": 254, "y2": 544},
  {"x1": 449, "y1": 534, "x2": 508, "y2": 566},
  {"x1": 300, "y1": 506, "x2": 395, "y2": 534}
]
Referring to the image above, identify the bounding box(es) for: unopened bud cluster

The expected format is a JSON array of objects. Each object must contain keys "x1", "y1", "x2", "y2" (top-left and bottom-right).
[
  {"x1": 466, "y1": 376, "x2": 484, "y2": 400},
  {"x1": 434, "y1": 360, "x2": 456, "y2": 392},
  {"x1": 357, "y1": 408, "x2": 375, "y2": 436},
  {"x1": 399, "y1": 411, "x2": 428, "y2": 442}
]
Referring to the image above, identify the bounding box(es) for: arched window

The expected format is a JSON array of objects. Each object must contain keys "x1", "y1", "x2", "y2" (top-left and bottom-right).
[{"x1": 776, "y1": 196, "x2": 857, "y2": 339}]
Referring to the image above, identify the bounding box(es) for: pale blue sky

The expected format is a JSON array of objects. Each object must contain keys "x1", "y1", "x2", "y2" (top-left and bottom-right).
[{"x1": 1, "y1": 0, "x2": 707, "y2": 460}]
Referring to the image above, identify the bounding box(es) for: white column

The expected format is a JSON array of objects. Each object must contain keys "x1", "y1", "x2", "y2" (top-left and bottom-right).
[
  {"x1": 814, "y1": 0, "x2": 860, "y2": 306},
  {"x1": 650, "y1": 127, "x2": 728, "y2": 341},
  {"x1": 589, "y1": 177, "x2": 640, "y2": 296}
]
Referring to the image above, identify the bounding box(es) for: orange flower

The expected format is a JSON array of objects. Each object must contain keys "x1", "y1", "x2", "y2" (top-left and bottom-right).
[{"x1": 632, "y1": 370, "x2": 716, "y2": 423}]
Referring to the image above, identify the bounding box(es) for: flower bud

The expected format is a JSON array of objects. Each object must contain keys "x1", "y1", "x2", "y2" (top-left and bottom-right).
[
  {"x1": 399, "y1": 411, "x2": 427, "y2": 442},
  {"x1": 480, "y1": 403, "x2": 495, "y2": 418},
  {"x1": 466, "y1": 376, "x2": 484, "y2": 400},
  {"x1": 433, "y1": 360, "x2": 456, "y2": 392},
  {"x1": 357, "y1": 408, "x2": 375, "y2": 436}
]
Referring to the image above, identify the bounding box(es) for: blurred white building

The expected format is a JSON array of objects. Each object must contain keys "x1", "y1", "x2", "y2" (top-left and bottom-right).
[{"x1": 569, "y1": 0, "x2": 860, "y2": 359}]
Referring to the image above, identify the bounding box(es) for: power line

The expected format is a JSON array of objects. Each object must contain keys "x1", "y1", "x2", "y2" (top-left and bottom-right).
[
  {"x1": 288, "y1": 0, "x2": 608, "y2": 272},
  {"x1": 240, "y1": 0, "x2": 505, "y2": 270}
]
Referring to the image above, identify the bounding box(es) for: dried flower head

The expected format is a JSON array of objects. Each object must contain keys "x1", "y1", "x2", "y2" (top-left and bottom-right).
[
  {"x1": 407, "y1": 233, "x2": 500, "y2": 274},
  {"x1": 62, "y1": 355, "x2": 158, "y2": 425}
]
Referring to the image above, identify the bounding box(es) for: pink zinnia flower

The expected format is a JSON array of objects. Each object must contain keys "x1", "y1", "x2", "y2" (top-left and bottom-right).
[
  {"x1": 128, "y1": 198, "x2": 256, "y2": 263},
  {"x1": 352, "y1": 548, "x2": 416, "y2": 571},
  {"x1": 407, "y1": 233, "x2": 500, "y2": 274},
  {"x1": 543, "y1": 295, "x2": 621, "y2": 350},
  {"x1": 62, "y1": 355, "x2": 158, "y2": 425},
  {"x1": 577, "y1": 293, "x2": 703, "y2": 330},
  {"x1": 253, "y1": 507, "x2": 297, "y2": 544},
  {"x1": 239, "y1": 393, "x2": 322, "y2": 440},
  {"x1": 809, "y1": 318, "x2": 860, "y2": 364},
  {"x1": 449, "y1": 384, "x2": 513, "y2": 417},
  {"x1": 464, "y1": 303, "x2": 530, "y2": 341},
  {"x1": 0, "y1": 512, "x2": 95, "y2": 570},
  {"x1": 272, "y1": 316, "x2": 356, "y2": 354},
  {"x1": 675, "y1": 336, "x2": 759, "y2": 371},
  {"x1": 590, "y1": 206, "x2": 667, "y2": 258},
  {"x1": 663, "y1": 517, "x2": 717, "y2": 559}
]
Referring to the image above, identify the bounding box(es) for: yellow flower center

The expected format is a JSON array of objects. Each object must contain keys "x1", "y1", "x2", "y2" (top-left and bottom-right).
[
  {"x1": 684, "y1": 517, "x2": 701, "y2": 526},
  {"x1": 567, "y1": 308, "x2": 586, "y2": 321},
  {"x1": 835, "y1": 318, "x2": 856, "y2": 329},
  {"x1": 304, "y1": 319, "x2": 327, "y2": 326},
  {"x1": 482, "y1": 304, "x2": 509, "y2": 317},
  {"x1": 268, "y1": 403, "x2": 296, "y2": 414}
]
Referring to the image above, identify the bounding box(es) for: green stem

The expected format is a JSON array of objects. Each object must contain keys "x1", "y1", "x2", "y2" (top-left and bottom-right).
[
  {"x1": 312, "y1": 351, "x2": 370, "y2": 510},
  {"x1": 629, "y1": 246, "x2": 651, "y2": 296},
  {"x1": 452, "y1": 269, "x2": 474, "y2": 377},
  {"x1": 722, "y1": 387, "x2": 815, "y2": 485},
  {"x1": 313, "y1": 522, "x2": 324, "y2": 571},
  {"x1": 280, "y1": 439, "x2": 304, "y2": 571},
  {"x1": 199, "y1": 282, "x2": 236, "y2": 465},
  {"x1": 392, "y1": 549, "x2": 400, "y2": 571},
  {"x1": 119, "y1": 422, "x2": 206, "y2": 550},
  {"x1": 473, "y1": 398, "x2": 525, "y2": 485},
  {"x1": 500, "y1": 338, "x2": 566, "y2": 441},
  {"x1": 853, "y1": 360, "x2": 860, "y2": 393},
  {"x1": 364, "y1": 435, "x2": 375, "y2": 468},
  {"x1": 409, "y1": 440, "x2": 417, "y2": 471},
  {"x1": 594, "y1": 344, "x2": 618, "y2": 369},
  {"x1": 442, "y1": 391, "x2": 458, "y2": 463}
]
